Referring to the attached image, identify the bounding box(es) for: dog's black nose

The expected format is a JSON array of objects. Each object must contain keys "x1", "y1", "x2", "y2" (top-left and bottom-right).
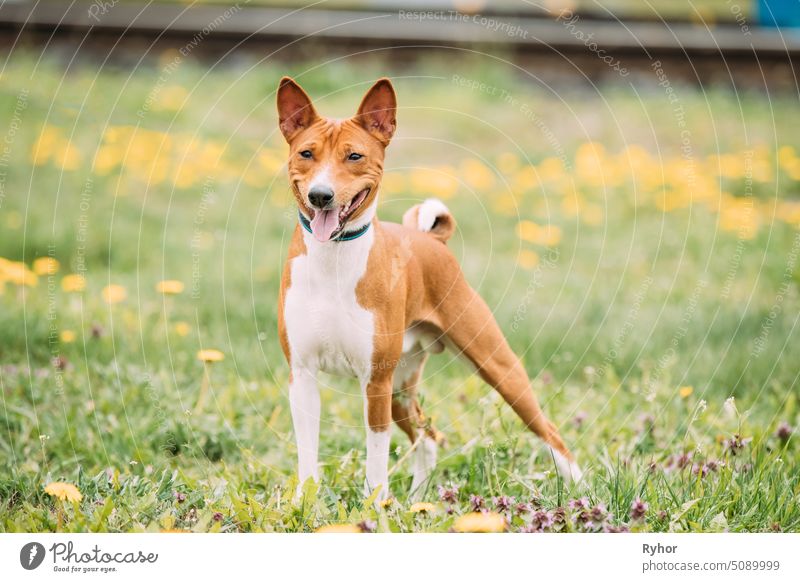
[{"x1": 308, "y1": 186, "x2": 334, "y2": 209}]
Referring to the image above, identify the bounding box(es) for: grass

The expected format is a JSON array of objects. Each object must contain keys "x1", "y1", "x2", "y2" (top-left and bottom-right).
[{"x1": 0, "y1": 49, "x2": 798, "y2": 532}]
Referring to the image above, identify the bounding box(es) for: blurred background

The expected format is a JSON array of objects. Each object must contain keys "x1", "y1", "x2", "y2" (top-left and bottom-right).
[{"x1": 0, "y1": 0, "x2": 798, "y2": 532}]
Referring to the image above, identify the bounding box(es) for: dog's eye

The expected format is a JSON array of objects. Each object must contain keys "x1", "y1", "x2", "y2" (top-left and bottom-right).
[
  {"x1": 299, "y1": 150, "x2": 313, "y2": 159},
  {"x1": 348, "y1": 153, "x2": 363, "y2": 161}
]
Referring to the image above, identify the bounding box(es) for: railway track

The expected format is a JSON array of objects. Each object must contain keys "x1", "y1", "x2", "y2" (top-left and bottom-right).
[
  {"x1": 0, "y1": 1, "x2": 796, "y2": 88},
  {"x1": 1, "y1": 1, "x2": 798, "y2": 55}
]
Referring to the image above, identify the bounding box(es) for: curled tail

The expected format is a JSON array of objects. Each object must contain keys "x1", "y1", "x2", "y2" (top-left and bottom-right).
[{"x1": 402, "y1": 198, "x2": 456, "y2": 244}]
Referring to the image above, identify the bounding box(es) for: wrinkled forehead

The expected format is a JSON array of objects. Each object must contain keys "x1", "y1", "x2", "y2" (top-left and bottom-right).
[{"x1": 294, "y1": 118, "x2": 375, "y2": 152}]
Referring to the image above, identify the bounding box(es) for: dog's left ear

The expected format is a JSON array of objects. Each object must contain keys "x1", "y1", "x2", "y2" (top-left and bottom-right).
[{"x1": 355, "y1": 78, "x2": 396, "y2": 146}]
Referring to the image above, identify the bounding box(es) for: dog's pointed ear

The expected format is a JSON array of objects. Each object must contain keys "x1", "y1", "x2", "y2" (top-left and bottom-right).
[
  {"x1": 355, "y1": 78, "x2": 396, "y2": 145},
  {"x1": 277, "y1": 77, "x2": 318, "y2": 142}
]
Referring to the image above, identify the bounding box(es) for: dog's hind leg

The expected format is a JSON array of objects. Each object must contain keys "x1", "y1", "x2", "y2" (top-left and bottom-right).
[
  {"x1": 391, "y1": 342, "x2": 442, "y2": 497},
  {"x1": 439, "y1": 286, "x2": 582, "y2": 482}
]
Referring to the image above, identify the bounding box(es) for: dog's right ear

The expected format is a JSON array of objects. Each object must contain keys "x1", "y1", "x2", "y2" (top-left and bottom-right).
[{"x1": 277, "y1": 77, "x2": 318, "y2": 142}]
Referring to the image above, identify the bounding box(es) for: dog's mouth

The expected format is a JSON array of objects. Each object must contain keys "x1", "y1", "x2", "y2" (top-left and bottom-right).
[{"x1": 308, "y1": 187, "x2": 370, "y2": 242}]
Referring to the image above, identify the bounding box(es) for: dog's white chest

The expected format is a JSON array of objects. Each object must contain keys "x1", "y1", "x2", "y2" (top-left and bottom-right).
[{"x1": 283, "y1": 231, "x2": 375, "y2": 380}]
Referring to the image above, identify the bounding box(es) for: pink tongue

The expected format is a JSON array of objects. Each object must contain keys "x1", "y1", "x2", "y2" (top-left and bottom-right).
[{"x1": 309, "y1": 208, "x2": 340, "y2": 242}]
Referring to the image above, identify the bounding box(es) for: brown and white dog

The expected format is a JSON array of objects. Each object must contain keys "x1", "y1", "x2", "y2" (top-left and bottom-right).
[{"x1": 277, "y1": 77, "x2": 581, "y2": 501}]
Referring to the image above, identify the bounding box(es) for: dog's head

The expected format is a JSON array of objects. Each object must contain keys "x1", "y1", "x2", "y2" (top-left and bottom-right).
[{"x1": 277, "y1": 77, "x2": 396, "y2": 242}]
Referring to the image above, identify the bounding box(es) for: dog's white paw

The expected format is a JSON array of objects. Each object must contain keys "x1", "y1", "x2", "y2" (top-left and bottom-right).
[
  {"x1": 409, "y1": 436, "x2": 438, "y2": 499},
  {"x1": 549, "y1": 446, "x2": 585, "y2": 485},
  {"x1": 294, "y1": 477, "x2": 320, "y2": 504}
]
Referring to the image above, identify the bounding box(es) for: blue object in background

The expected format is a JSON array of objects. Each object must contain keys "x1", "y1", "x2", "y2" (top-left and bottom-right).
[{"x1": 757, "y1": 0, "x2": 800, "y2": 28}]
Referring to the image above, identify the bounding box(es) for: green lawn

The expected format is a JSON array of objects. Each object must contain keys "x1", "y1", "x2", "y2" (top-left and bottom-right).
[{"x1": 0, "y1": 50, "x2": 798, "y2": 532}]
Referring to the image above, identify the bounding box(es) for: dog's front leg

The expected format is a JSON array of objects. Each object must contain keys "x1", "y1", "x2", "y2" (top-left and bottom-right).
[
  {"x1": 363, "y1": 375, "x2": 392, "y2": 503},
  {"x1": 289, "y1": 368, "x2": 320, "y2": 490}
]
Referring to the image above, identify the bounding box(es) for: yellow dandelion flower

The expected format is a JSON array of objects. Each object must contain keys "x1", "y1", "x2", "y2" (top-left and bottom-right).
[
  {"x1": 258, "y1": 149, "x2": 284, "y2": 173},
  {"x1": 197, "y1": 349, "x2": 224, "y2": 363},
  {"x1": 194, "y1": 348, "x2": 224, "y2": 413},
  {"x1": 718, "y1": 198, "x2": 759, "y2": 239},
  {"x1": 61, "y1": 274, "x2": 86, "y2": 292},
  {"x1": 516, "y1": 220, "x2": 538, "y2": 241},
  {"x1": 379, "y1": 497, "x2": 395, "y2": 508},
  {"x1": 656, "y1": 188, "x2": 692, "y2": 213},
  {"x1": 30, "y1": 125, "x2": 61, "y2": 166},
  {"x1": 543, "y1": 226, "x2": 563, "y2": 246},
  {"x1": 174, "y1": 321, "x2": 191, "y2": 337},
  {"x1": 561, "y1": 189, "x2": 583, "y2": 216},
  {"x1": 55, "y1": 141, "x2": 82, "y2": 171},
  {"x1": 512, "y1": 165, "x2": 539, "y2": 191},
  {"x1": 679, "y1": 386, "x2": 694, "y2": 398},
  {"x1": 156, "y1": 85, "x2": 188, "y2": 112},
  {"x1": 60, "y1": 330, "x2": 76, "y2": 343},
  {"x1": 173, "y1": 164, "x2": 196, "y2": 189},
  {"x1": 103, "y1": 125, "x2": 126, "y2": 144},
  {"x1": 0, "y1": 260, "x2": 38, "y2": 287},
  {"x1": 102, "y1": 284, "x2": 127, "y2": 304},
  {"x1": 33, "y1": 257, "x2": 60, "y2": 275},
  {"x1": 575, "y1": 141, "x2": 607, "y2": 186},
  {"x1": 751, "y1": 159, "x2": 772, "y2": 183},
  {"x1": 243, "y1": 166, "x2": 269, "y2": 188},
  {"x1": 778, "y1": 145, "x2": 796, "y2": 166},
  {"x1": 785, "y1": 160, "x2": 800, "y2": 180},
  {"x1": 713, "y1": 153, "x2": 745, "y2": 180},
  {"x1": 409, "y1": 502, "x2": 437, "y2": 514},
  {"x1": 426, "y1": 170, "x2": 459, "y2": 200},
  {"x1": 516, "y1": 221, "x2": 562, "y2": 247},
  {"x1": 491, "y1": 193, "x2": 517, "y2": 216},
  {"x1": 581, "y1": 203, "x2": 604, "y2": 226},
  {"x1": 314, "y1": 524, "x2": 362, "y2": 533},
  {"x1": 460, "y1": 158, "x2": 495, "y2": 190},
  {"x1": 149, "y1": 158, "x2": 170, "y2": 186},
  {"x1": 92, "y1": 145, "x2": 123, "y2": 175},
  {"x1": 197, "y1": 142, "x2": 225, "y2": 168},
  {"x1": 409, "y1": 167, "x2": 458, "y2": 200},
  {"x1": 517, "y1": 250, "x2": 540, "y2": 270},
  {"x1": 537, "y1": 157, "x2": 566, "y2": 182},
  {"x1": 379, "y1": 172, "x2": 405, "y2": 196},
  {"x1": 453, "y1": 512, "x2": 506, "y2": 533},
  {"x1": 156, "y1": 280, "x2": 184, "y2": 295},
  {"x1": 44, "y1": 482, "x2": 82, "y2": 503},
  {"x1": 777, "y1": 200, "x2": 800, "y2": 227}
]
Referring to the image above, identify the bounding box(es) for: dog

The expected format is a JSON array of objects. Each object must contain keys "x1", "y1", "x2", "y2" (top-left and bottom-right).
[{"x1": 277, "y1": 77, "x2": 581, "y2": 501}]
